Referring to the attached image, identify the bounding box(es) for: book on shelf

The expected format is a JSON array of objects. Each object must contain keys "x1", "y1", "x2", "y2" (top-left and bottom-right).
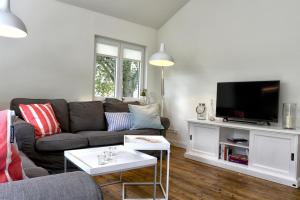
[
  {"x1": 229, "y1": 154, "x2": 248, "y2": 165},
  {"x1": 220, "y1": 144, "x2": 248, "y2": 165},
  {"x1": 220, "y1": 144, "x2": 231, "y2": 161},
  {"x1": 220, "y1": 144, "x2": 224, "y2": 160}
]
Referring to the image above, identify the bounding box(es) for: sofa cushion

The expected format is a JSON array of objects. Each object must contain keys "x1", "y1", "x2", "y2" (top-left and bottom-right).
[
  {"x1": 78, "y1": 129, "x2": 161, "y2": 147},
  {"x1": 104, "y1": 98, "x2": 123, "y2": 104},
  {"x1": 19, "y1": 103, "x2": 62, "y2": 139},
  {"x1": 36, "y1": 133, "x2": 88, "y2": 151},
  {"x1": 129, "y1": 104, "x2": 164, "y2": 130},
  {"x1": 105, "y1": 112, "x2": 133, "y2": 131},
  {"x1": 103, "y1": 102, "x2": 140, "y2": 113},
  {"x1": 10, "y1": 98, "x2": 70, "y2": 132},
  {"x1": 69, "y1": 101, "x2": 106, "y2": 132}
]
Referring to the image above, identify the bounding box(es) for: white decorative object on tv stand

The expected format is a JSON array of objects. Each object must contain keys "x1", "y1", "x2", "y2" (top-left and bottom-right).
[{"x1": 185, "y1": 119, "x2": 300, "y2": 188}]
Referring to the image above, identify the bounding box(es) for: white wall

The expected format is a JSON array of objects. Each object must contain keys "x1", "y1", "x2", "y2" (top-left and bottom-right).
[
  {"x1": 0, "y1": 0, "x2": 160, "y2": 109},
  {"x1": 159, "y1": 0, "x2": 300, "y2": 146}
]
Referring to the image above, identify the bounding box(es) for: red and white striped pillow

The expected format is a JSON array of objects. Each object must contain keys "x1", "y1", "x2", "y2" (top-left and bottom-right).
[
  {"x1": 0, "y1": 110, "x2": 26, "y2": 183},
  {"x1": 19, "y1": 103, "x2": 61, "y2": 139}
]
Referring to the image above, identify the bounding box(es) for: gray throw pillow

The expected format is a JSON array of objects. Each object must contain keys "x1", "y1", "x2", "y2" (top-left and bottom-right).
[
  {"x1": 129, "y1": 104, "x2": 164, "y2": 130},
  {"x1": 69, "y1": 101, "x2": 106, "y2": 132},
  {"x1": 104, "y1": 102, "x2": 140, "y2": 113}
]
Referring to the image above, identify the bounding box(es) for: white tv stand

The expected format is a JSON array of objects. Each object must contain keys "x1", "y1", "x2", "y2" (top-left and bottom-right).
[{"x1": 185, "y1": 119, "x2": 300, "y2": 188}]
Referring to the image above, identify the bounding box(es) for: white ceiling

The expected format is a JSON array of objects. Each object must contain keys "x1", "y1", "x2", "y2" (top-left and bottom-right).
[{"x1": 58, "y1": 0, "x2": 190, "y2": 29}]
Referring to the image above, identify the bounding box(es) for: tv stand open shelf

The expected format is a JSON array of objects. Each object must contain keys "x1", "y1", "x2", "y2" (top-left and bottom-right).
[
  {"x1": 219, "y1": 141, "x2": 249, "y2": 149},
  {"x1": 185, "y1": 119, "x2": 300, "y2": 188}
]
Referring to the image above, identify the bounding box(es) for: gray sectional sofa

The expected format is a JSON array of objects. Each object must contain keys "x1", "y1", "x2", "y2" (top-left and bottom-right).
[
  {"x1": 0, "y1": 151, "x2": 103, "y2": 200},
  {"x1": 11, "y1": 98, "x2": 170, "y2": 171}
]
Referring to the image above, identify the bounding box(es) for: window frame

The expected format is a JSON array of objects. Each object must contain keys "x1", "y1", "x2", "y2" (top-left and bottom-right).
[{"x1": 93, "y1": 36, "x2": 145, "y2": 100}]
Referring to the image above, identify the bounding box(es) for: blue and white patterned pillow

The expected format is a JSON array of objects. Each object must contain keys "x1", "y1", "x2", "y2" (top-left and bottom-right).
[{"x1": 105, "y1": 112, "x2": 133, "y2": 131}]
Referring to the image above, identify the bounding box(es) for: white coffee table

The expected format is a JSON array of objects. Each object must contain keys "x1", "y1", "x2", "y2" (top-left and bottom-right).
[
  {"x1": 64, "y1": 145, "x2": 158, "y2": 200},
  {"x1": 124, "y1": 135, "x2": 171, "y2": 200}
]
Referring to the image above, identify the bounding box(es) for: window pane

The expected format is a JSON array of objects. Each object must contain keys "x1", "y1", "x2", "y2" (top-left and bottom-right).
[
  {"x1": 95, "y1": 55, "x2": 116, "y2": 97},
  {"x1": 96, "y1": 43, "x2": 118, "y2": 57},
  {"x1": 122, "y1": 59, "x2": 140, "y2": 98},
  {"x1": 123, "y1": 48, "x2": 142, "y2": 61}
]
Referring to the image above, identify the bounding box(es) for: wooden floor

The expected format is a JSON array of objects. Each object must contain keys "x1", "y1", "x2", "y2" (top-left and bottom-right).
[{"x1": 95, "y1": 146, "x2": 300, "y2": 200}]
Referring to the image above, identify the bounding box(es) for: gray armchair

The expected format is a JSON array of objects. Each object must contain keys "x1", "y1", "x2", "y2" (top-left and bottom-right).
[{"x1": 0, "y1": 171, "x2": 103, "y2": 200}]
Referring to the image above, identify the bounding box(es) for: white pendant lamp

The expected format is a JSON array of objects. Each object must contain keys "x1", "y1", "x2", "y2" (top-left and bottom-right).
[
  {"x1": 0, "y1": 0, "x2": 27, "y2": 38},
  {"x1": 149, "y1": 43, "x2": 175, "y2": 67},
  {"x1": 149, "y1": 43, "x2": 175, "y2": 116}
]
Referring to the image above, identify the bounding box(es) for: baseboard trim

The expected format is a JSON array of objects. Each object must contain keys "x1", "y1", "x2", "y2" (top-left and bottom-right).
[
  {"x1": 167, "y1": 138, "x2": 186, "y2": 148},
  {"x1": 166, "y1": 129, "x2": 187, "y2": 148}
]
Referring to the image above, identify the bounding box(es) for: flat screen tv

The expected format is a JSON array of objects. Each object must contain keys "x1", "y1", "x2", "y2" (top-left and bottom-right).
[{"x1": 216, "y1": 81, "x2": 280, "y2": 123}]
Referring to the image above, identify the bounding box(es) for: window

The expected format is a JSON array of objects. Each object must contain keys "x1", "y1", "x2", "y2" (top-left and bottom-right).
[{"x1": 94, "y1": 37, "x2": 145, "y2": 99}]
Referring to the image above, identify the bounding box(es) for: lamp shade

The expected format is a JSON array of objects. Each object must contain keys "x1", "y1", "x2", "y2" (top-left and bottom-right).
[
  {"x1": 0, "y1": 0, "x2": 27, "y2": 38},
  {"x1": 149, "y1": 43, "x2": 175, "y2": 67}
]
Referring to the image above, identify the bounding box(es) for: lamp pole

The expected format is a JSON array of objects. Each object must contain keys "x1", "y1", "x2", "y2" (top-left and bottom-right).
[{"x1": 161, "y1": 67, "x2": 165, "y2": 116}]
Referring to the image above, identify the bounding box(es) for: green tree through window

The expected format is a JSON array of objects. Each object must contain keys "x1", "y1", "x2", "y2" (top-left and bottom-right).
[
  {"x1": 95, "y1": 56, "x2": 141, "y2": 98},
  {"x1": 122, "y1": 59, "x2": 140, "y2": 97},
  {"x1": 95, "y1": 55, "x2": 116, "y2": 97}
]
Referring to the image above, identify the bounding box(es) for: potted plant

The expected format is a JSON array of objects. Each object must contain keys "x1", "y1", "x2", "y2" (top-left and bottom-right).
[{"x1": 140, "y1": 89, "x2": 148, "y2": 105}]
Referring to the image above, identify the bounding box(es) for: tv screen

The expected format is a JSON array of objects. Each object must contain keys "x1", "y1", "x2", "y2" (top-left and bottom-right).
[{"x1": 216, "y1": 81, "x2": 280, "y2": 122}]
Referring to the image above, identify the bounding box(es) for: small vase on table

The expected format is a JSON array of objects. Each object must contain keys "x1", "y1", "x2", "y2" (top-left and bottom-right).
[{"x1": 282, "y1": 103, "x2": 297, "y2": 129}]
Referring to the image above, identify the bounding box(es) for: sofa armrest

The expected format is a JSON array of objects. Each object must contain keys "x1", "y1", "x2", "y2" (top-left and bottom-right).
[
  {"x1": 161, "y1": 117, "x2": 170, "y2": 130},
  {"x1": 0, "y1": 171, "x2": 103, "y2": 200},
  {"x1": 13, "y1": 118, "x2": 35, "y2": 153},
  {"x1": 160, "y1": 117, "x2": 170, "y2": 137}
]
